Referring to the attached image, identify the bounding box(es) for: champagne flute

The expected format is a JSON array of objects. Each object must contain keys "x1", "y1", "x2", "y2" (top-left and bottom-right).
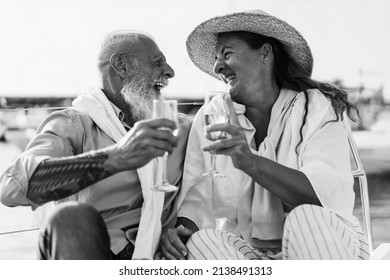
[
  {"x1": 201, "y1": 90, "x2": 228, "y2": 178},
  {"x1": 152, "y1": 99, "x2": 179, "y2": 192}
]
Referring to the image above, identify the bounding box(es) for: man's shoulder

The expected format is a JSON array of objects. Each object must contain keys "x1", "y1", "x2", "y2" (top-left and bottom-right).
[
  {"x1": 36, "y1": 107, "x2": 96, "y2": 134},
  {"x1": 48, "y1": 107, "x2": 96, "y2": 124}
]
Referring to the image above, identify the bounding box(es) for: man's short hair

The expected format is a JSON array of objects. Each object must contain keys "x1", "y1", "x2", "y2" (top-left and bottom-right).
[{"x1": 97, "y1": 30, "x2": 153, "y2": 75}]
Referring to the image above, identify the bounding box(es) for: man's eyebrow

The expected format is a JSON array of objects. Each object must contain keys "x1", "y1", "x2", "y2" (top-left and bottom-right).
[{"x1": 153, "y1": 53, "x2": 166, "y2": 61}]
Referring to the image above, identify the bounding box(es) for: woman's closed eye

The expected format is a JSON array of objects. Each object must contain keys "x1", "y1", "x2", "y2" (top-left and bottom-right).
[
  {"x1": 223, "y1": 51, "x2": 232, "y2": 59},
  {"x1": 215, "y1": 49, "x2": 233, "y2": 62}
]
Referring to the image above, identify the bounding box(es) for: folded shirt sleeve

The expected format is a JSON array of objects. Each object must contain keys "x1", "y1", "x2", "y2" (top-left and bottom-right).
[
  {"x1": 299, "y1": 115, "x2": 355, "y2": 215},
  {"x1": 0, "y1": 110, "x2": 83, "y2": 208}
]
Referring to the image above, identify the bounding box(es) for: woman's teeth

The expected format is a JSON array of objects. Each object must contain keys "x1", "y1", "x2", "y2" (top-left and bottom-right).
[{"x1": 226, "y1": 75, "x2": 236, "y2": 83}]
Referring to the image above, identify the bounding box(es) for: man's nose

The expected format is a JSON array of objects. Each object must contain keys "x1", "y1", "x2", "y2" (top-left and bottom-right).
[
  {"x1": 163, "y1": 63, "x2": 175, "y2": 78},
  {"x1": 213, "y1": 59, "x2": 225, "y2": 75}
]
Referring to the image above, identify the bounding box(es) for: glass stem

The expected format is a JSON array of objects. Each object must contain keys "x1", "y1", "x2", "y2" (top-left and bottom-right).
[
  {"x1": 211, "y1": 173, "x2": 216, "y2": 218},
  {"x1": 210, "y1": 152, "x2": 217, "y2": 173},
  {"x1": 161, "y1": 152, "x2": 169, "y2": 184},
  {"x1": 210, "y1": 159, "x2": 220, "y2": 230}
]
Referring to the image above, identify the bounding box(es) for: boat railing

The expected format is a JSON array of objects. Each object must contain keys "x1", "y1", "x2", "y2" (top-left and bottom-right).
[{"x1": 343, "y1": 118, "x2": 374, "y2": 253}]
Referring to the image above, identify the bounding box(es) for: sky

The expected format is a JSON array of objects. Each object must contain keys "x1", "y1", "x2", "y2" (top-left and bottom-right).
[{"x1": 0, "y1": 0, "x2": 389, "y2": 101}]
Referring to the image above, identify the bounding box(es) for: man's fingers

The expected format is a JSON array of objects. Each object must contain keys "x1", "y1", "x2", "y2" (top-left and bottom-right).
[
  {"x1": 160, "y1": 243, "x2": 179, "y2": 260},
  {"x1": 153, "y1": 129, "x2": 179, "y2": 147},
  {"x1": 177, "y1": 226, "x2": 194, "y2": 237},
  {"x1": 121, "y1": 125, "x2": 178, "y2": 155},
  {"x1": 139, "y1": 118, "x2": 177, "y2": 131},
  {"x1": 161, "y1": 231, "x2": 186, "y2": 260},
  {"x1": 154, "y1": 251, "x2": 162, "y2": 260},
  {"x1": 159, "y1": 226, "x2": 192, "y2": 260},
  {"x1": 176, "y1": 226, "x2": 194, "y2": 255},
  {"x1": 146, "y1": 138, "x2": 175, "y2": 154}
]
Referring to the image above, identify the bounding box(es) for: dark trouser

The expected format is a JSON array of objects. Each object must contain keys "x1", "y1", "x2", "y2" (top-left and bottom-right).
[{"x1": 38, "y1": 202, "x2": 133, "y2": 260}]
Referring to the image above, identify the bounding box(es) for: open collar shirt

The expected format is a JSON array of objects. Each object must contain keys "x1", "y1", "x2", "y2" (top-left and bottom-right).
[
  {"x1": 0, "y1": 94, "x2": 190, "y2": 254},
  {"x1": 178, "y1": 88, "x2": 359, "y2": 249}
]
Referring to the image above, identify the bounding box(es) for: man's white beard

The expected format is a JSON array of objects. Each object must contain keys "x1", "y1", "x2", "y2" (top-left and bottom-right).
[{"x1": 121, "y1": 73, "x2": 158, "y2": 122}]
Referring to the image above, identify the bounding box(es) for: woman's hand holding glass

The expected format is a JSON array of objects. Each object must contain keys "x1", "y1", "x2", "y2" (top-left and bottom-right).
[
  {"x1": 202, "y1": 94, "x2": 254, "y2": 172},
  {"x1": 201, "y1": 91, "x2": 229, "y2": 178}
]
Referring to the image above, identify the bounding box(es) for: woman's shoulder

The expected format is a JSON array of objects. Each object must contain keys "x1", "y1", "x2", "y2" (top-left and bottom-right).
[
  {"x1": 294, "y1": 88, "x2": 330, "y2": 106},
  {"x1": 292, "y1": 88, "x2": 338, "y2": 133},
  {"x1": 293, "y1": 88, "x2": 333, "y2": 117}
]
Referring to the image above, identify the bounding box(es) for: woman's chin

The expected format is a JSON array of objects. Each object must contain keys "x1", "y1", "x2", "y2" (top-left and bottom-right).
[{"x1": 227, "y1": 85, "x2": 239, "y2": 99}]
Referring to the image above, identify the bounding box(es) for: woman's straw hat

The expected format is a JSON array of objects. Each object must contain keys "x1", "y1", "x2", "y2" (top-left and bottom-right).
[{"x1": 186, "y1": 10, "x2": 313, "y2": 80}]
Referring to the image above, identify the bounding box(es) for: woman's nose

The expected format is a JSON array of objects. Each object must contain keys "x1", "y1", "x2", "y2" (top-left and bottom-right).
[{"x1": 213, "y1": 59, "x2": 225, "y2": 75}]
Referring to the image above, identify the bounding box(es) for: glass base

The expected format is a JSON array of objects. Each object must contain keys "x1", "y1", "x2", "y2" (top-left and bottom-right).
[
  {"x1": 215, "y1": 217, "x2": 235, "y2": 231},
  {"x1": 201, "y1": 170, "x2": 225, "y2": 178},
  {"x1": 152, "y1": 182, "x2": 178, "y2": 193}
]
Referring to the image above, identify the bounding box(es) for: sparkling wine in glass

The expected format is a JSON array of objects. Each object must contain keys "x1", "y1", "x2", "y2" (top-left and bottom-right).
[
  {"x1": 152, "y1": 99, "x2": 179, "y2": 192},
  {"x1": 201, "y1": 91, "x2": 228, "y2": 178}
]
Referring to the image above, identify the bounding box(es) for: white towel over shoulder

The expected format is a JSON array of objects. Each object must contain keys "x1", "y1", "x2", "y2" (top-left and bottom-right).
[{"x1": 72, "y1": 87, "x2": 164, "y2": 259}]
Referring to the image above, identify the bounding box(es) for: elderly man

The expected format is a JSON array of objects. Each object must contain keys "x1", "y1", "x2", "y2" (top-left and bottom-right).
[{"x1": 0, "y1": 31, "x2": 190, "y2": 260}]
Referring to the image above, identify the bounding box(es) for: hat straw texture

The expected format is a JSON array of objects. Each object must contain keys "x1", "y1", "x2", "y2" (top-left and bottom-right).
[{"x1": 186, "y1": 10, "x2": 313, "y2": 80}]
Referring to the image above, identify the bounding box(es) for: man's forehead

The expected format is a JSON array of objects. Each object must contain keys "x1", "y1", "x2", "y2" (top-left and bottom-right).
[{"x1": 132, "y1": 36, "x2": 163, "y2": 59}]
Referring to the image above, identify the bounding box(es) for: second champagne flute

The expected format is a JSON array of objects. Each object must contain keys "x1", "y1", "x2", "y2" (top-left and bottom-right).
[
  {"x1": 202, "y1": 91, "x2": 228, "y2": 178},
  {"x1": 152, "y1": 99, "x2": 179, "y2": 192}
]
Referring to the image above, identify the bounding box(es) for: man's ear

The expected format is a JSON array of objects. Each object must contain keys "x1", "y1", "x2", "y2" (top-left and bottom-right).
[
  {"x1": 259, "y1": 43, "x2": 273, "y2": 65},
  {"x1": 109, "y1": 54, "x2": 128, "y2": 79}
]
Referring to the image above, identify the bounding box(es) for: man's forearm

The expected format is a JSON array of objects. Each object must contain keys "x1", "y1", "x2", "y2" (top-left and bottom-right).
[{"x1": 27, "y1": 151, "x2": 113, "y2": 205}]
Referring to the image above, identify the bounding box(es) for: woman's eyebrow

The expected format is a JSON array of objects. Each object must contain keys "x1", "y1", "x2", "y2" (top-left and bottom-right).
[{"x1": 215, "y1": 45, "x2": 233, "y2": 59}]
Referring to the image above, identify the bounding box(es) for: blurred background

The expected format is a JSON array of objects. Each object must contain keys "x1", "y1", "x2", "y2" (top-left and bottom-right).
[{"x1": 0, "y1": 0, "x2": 389, "y2": 259}]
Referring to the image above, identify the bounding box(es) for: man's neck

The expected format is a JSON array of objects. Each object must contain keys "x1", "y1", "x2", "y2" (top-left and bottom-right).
[{"x1": 101, "y1": 87, "x2": 134, "y2": 127}]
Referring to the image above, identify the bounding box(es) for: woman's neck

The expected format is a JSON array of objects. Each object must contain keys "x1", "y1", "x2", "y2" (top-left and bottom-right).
[
  {"x1": 243, "y1": 85, "x2": 280, "y2": 147},
  {"x1": 245, "y1": 83, "x2": 280, "y2": 114}
]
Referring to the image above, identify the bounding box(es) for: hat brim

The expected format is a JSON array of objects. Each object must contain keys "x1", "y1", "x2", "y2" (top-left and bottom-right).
[{"x1": 186, "y1": 10, "x2": 313, "y2": 80}]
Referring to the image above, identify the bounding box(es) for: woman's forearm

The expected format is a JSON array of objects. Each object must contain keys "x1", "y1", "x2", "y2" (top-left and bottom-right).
[{"x1": 244, "y1": 154, "x2": 321, "y2": 207}]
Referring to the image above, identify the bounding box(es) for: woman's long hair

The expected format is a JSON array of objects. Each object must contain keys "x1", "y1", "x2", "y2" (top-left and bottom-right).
[{"x1": 220, "y1": 31, "x2": 359, "y2": 152}]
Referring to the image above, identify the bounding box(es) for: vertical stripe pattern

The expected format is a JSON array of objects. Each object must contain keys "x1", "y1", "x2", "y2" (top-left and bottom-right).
[
  {"x1": 186, "y1": 229, "x2": 273, "y2": 260},
  {"x1": 282, "y1": 204, "x2": 370, "y2": 260},
  {"x1": 184, "y1": 205, "x2": 369, "y2": 260}
]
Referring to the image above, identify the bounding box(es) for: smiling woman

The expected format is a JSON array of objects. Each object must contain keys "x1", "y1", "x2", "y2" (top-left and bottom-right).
[{"x1": 158, "y1": 9, "x2": 370, "y2": 261}]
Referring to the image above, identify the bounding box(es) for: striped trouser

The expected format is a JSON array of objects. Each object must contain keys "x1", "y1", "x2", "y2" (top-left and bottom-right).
[
  {"x1": 283, "y1": 204, "x2": 370, "y2": 260},
  {"x1": 186, "y1": 229, "x2": 275, "y2": 260},
  {"x1": 185, "y1": 204, "x2": 370, "y2": 260}
]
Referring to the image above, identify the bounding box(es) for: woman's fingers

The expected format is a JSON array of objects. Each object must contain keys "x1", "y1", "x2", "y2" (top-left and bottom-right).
[
  {"x1": 223, "y1": 94, "x2": 240, "y2": 126},
  {"x1": 204, "y1": 122, "x2": 241, "y2": 138},
  {"x1": 202, "y1": 138, "x2": 244, "y2": 153}
]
